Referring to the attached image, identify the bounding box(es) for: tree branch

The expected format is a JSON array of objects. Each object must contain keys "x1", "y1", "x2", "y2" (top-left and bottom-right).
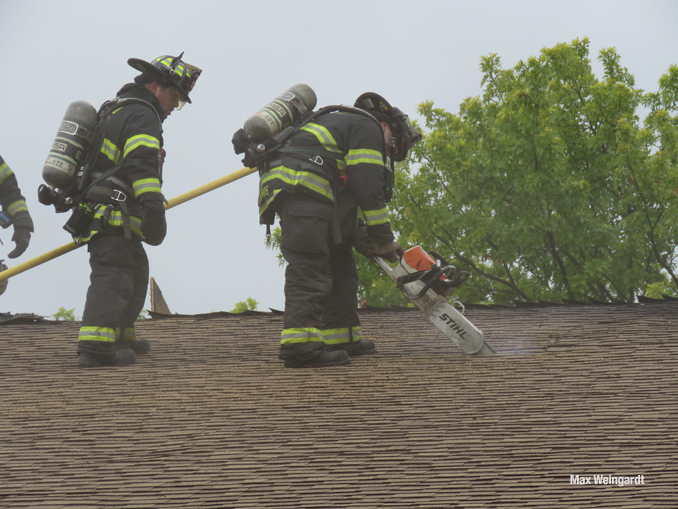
[{"x1": 437, "y1": 227, "x2": 532, "y2": 302}]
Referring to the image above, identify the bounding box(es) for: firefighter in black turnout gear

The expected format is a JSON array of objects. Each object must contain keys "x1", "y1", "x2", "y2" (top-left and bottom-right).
[
  {"x1": 256, "y1": 92, "x2": 421, "y2": 368},
  {"x1": 0, "y1": 155, "x2": 34, "y2": 259},
  {"x1": 0, "y1": 155, "x2": 34, "y2": 295},
  {"x1": 75, "y1": 54, "x2": 201, "y2": 368}
]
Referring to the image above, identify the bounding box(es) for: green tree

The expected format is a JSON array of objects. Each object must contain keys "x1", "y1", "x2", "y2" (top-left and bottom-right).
[
  {"x1": 230, "y1": 297, "x2": 259, "y2": 313},
  {"x1": 390, "y1": 38, "x2": 678, "y2": 304},
  {"x1": 53, "y1": 307, "x2": 78, "y2": 321},
  {"x1": 355, "y1": 253, "x2": 410, "y2": 307}
]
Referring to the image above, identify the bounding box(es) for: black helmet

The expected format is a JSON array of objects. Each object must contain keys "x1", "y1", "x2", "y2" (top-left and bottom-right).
[
  {"x1": 354, "y1": 92, "x2": 422, "y2": 162},
  {"x1": 128, "y1": 53, "x2": 202, "y2": 104}
]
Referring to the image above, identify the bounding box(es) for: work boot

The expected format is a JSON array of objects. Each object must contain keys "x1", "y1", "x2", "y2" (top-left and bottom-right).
[
  {"x1": 133, "y1": 338, "x2": 151, "y2": 354},
  {"x1": 326, "y1": 339, "x2": 376, "y2": 356},
  {"x1": 79, "y1": 349, "x2": 137, "y2": 368},
  {"x1": 284, "y1": 349, "x2": 351, "y2": 369},
  {"x1": 115, "y1": 338, "x2": 151, "y2": 355}
]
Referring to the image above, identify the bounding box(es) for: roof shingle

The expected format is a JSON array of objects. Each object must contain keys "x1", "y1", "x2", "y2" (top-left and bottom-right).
[{"x1": 1, "y1": 302, "x2": 676, "y2": 507}]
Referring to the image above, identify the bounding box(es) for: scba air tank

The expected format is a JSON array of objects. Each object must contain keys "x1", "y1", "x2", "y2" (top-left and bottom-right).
[
  {"x1": 244, "y1": 84, "x2": 317, "y2": 142},
  {"x1": 42, "y1": 101, "x2": 98, "y2": 188}
]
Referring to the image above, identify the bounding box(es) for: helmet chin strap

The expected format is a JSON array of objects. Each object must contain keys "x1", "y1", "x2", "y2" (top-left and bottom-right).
[{"x1": 390, "y1": 136, "x2": 398, "y2": 156}]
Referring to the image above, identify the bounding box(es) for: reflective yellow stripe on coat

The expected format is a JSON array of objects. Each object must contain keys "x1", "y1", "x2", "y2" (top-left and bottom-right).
[
  {"x1": 362, "y1": 206, "x2": 389, "y2": 226},
  {"x1": 262, "y1": 165, "x2": 334, "y2": 201}
]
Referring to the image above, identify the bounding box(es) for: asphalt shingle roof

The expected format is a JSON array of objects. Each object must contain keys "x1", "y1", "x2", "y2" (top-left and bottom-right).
[{"x1": 1, "y1": 302, "x2": 676, "y2": 507}]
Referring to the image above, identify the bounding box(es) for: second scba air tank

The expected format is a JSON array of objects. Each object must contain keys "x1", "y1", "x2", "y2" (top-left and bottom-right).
[{"x1": 244, "y1": 84, "x2": 317, "y2": 142}]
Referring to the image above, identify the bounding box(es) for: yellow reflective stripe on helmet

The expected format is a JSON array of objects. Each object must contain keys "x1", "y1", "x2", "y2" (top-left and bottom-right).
[
  {"x1": 101, "y1": 138, "x2": 122, "y2": 164},
  {"x1": 280, "y1": 327, "x2": 324, "y2": 345},
  {"x1": 132, "y1": 178, "x2": 162, "y2": 197},
  {"x1": 78, "y1": 326, "x2": 116, "y2": 342},
  {"x1": 300, "y1": 123, "x2": 342, "y2": 154},
  {"x1": 262, "y1": 165, "x2": 334, "y2": 201},
  {"x1": 155, "y1": 57, "x2": 187, "y2": 77},
  {"x1": 363, "y1": 207, "x2": 389, "y2": 226},
  {"x1": 0, "y1": 162, "x2": 13, "y2": 185},
  {"x1": 7, "y1": 200, "x2": 28, "y2": 216},
  {"x1": 346, "y1": 149, "x2": 384, "y2": 166},
  {"x1": 124, "y1": 134, "x2": 160, "y2": 159},
  {"x1": 322, "y1": 326, "x2": 363, "y2": 345}
]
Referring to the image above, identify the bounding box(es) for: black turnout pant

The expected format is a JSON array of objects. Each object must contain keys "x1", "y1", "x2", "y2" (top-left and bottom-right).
[
  {"x1": 77, "y1": 234, "x2": 149, "y2": 357},
  {"x1": 276, "y1": 191, "x2": 360, "y2": 361}
]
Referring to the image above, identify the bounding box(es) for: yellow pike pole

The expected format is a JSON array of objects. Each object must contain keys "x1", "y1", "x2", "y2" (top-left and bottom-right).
[{"x1": 0, "y1": 166, "x2": 257, "y2": 285}]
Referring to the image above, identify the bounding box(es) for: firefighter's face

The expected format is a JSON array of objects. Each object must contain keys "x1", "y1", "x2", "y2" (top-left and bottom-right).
[
  {"x1": 381, "y1": 122, "x2": 398, "y2": 157},
  {"x1": 150, "y1": 82, "x2": 181, "y2": 116}
]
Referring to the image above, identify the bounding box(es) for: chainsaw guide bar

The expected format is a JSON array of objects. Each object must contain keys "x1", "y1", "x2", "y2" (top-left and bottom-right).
[{"x1": 376, "y1": 246, "x2": 496, "y2": 355}]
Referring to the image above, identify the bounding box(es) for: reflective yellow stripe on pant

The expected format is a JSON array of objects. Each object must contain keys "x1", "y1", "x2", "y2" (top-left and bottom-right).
[
  {"x1": 280, "y1": 327, "x2": 324, "y2": 345},
  {"x1": 322, "y1": 326, "x2": 362, "y2": 345},
  {"x1": 78, "y1": 326, "x2": 116, "y2": 343},
  {"x1": 117, "y1": 327, "x2": 137, "y2": 341}
]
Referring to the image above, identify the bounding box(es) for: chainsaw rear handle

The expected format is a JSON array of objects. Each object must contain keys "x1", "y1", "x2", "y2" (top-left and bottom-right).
[
  {"x1": 395, "y1": 264, "x2": 471, "y2": 300},
  {"x1": 396, "y1": 262, "x2": 461, "y2": 299},
  {"x1": 440, "y1": 271, "x2": 470, "y2": 290}
]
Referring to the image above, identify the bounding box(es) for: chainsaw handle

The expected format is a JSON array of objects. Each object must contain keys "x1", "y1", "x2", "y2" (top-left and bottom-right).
[
  {"x1": 396, "y1": 263, "x2": 454, "y2": 284},
  {"x1": 397, "y1": 267, "x2": 446, "y2": 299},
  {"x1": 438, "y1": 271, "x2": 470, "y2": 289}
]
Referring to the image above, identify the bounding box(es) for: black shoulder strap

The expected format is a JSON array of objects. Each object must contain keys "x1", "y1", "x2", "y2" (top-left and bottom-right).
[
  {"x1": 99, "y1": 97, "x2": 163, "y2": 135},
  {"x1": 78, "y1": 97, "x2": 163, "y2": 239},
  {"x1": 81, "y1": 96, "x2": 163, "y2": 189},
  {"x1": 241, "y1": 105, "x2": 384, "y2": 168},
  {"x1": 293, "y1": 104, "x2": 383, "y2": 136}
]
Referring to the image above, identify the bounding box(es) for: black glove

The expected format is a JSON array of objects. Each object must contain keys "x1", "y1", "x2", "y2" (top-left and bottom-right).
[
  {"x1": 367, "y1": 240, "x2": 404, "y2": 263},
  {"x1": 7, "y1": 228, "x2": 31, "y2": 259},
  {"x1": 141, "y1": 205, "x2": 167, "y2": 246},
  {"x1": 353, "y1": 225, "x2": 372, "y2": 259}
]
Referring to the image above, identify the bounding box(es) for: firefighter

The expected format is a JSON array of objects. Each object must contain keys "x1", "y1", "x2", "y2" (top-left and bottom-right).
[
  {"x1": 76, "y1": 54, "x2": 201, "y2": 368},
  {"x1": 0, "y1": 155, "x2": 34, "y2": 260},
  {"x1": 258, "y1": 93, "x2": 422, "y2": 368}
]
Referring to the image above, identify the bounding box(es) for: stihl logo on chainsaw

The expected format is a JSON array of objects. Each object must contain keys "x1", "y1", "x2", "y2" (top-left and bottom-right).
[{"x1": 439, "y1": 313, "x2": 467, "y2": 338}]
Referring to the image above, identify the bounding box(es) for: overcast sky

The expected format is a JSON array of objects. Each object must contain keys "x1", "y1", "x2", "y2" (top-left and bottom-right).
[{"x1": 1, "y1": 0, "x2": 677, "y2": 318}]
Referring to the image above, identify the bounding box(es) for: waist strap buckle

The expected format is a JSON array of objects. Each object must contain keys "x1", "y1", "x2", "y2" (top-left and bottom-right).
[{"x1": 111, "y1": 190, "x2": 127, "y2": 202}]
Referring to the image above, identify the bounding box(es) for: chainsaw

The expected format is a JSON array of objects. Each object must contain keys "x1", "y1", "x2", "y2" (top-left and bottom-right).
[{"x1": 375, "y1": 246, "x2": 496, "y2": 355}]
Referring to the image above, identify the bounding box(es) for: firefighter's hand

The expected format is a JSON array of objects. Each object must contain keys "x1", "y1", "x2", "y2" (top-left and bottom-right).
[
  {"x1": 141, "y1": 205, "x2": 167, "y2": 246},
  {"x1": 367, "y1": 240, "x2": 404, "y2": 263},
  {"x1": 7, "y1": 228, "x2": 31, "y2": 259},
  {"x1": 352, "y1": 225, "x2": 373, "y2": 259}
]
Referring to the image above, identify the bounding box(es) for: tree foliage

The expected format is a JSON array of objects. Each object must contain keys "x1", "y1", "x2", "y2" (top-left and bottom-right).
[
  {"x1": 355, "y1": 253, "x2": 410, "y2": 307},
  {"x1": 387, "y1": 38, "x2": 678, "y2": 304},
  {"x1": 231, "y1": 297, "x2": 259, "y2": 313},
  {"x1": 53, "y1": 307, "x2": 78, "y2": 321}
]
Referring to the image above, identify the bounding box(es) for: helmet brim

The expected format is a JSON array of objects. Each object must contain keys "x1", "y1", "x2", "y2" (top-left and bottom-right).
[
  {"x1": 127, "y1": 58, "x2": 192, "y2": 103},
  {"x1": 354, "y1": 92, "x2": 394, "y2": 116}
]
